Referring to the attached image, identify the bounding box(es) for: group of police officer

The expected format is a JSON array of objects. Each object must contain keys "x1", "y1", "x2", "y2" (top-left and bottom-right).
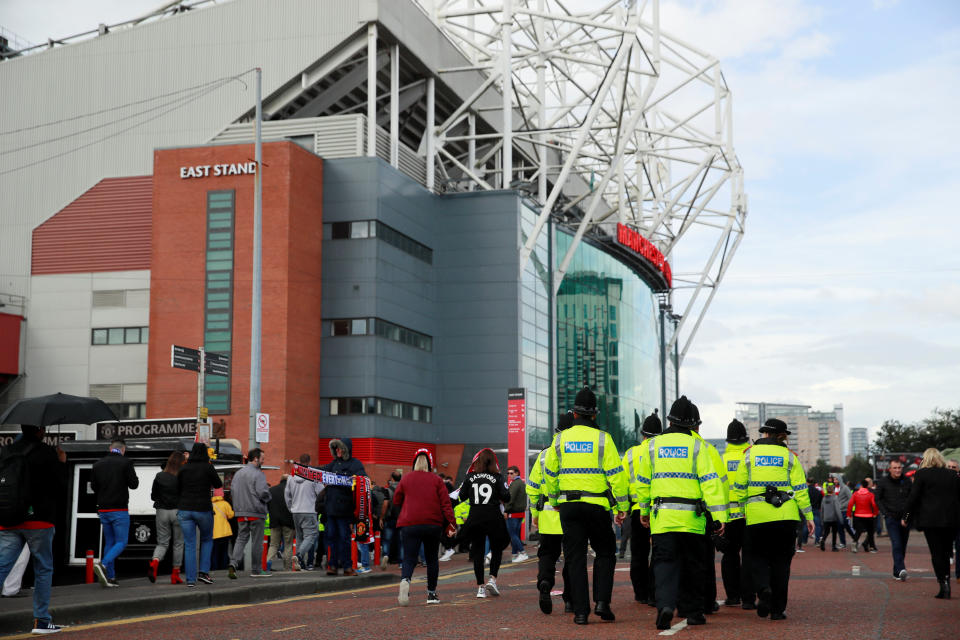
[{"x1": 526, "y1": 387, "x2": 815, "y2": 629}]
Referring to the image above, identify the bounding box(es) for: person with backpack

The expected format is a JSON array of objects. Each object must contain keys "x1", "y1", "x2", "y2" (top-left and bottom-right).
[
  {"x1": 91, "y1": 438, "x2": 139, "y2": 587},
  {"x1": 382, "y1": 470, "x2": 402, "y2": 566},
  {"x1": 0, "y1": 424, "x2": 68, "y2": 634}
]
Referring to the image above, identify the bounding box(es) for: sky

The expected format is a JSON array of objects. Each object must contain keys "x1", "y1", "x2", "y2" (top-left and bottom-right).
[{"x1": 3, "y1": 0, "x2": 959, "y2": 447}]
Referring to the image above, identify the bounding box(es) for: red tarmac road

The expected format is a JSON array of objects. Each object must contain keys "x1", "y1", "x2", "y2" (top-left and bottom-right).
[{"x1": 6, "y1": 536, "x2": 956, "y2": 639}]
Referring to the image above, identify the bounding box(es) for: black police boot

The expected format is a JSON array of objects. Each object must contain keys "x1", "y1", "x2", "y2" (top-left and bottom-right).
[
  {"x1": 564, "y1": 599, "x2": 574, "y2": 613},
  {"x1": 538, "y1": 582, "x2": 552, "y2": 614},
  {"x1": 686, "y1": 613, "x2": 707, "y2": 625},
  {"x1": 594, "y1": 601, "x2": 615, "y2": 621},
  {"x1": 757, "y1": 587, "x2": 772, "y2": 618},
  {"x1": 656, "y1": 608, "x2": 674, "y2": 630},
  {"x1": 574, "y1": 613, "x2": 589, "y2": 625},
  {"x1": 935, "y1": 579, "x2": 951, "y2": 599},
  {"x1": 724, "y1": 596, "x2": 741, "y2": 606},
  {"x1": 705, "y1": 600, "x2": 719, "y2": 614},
  {"x1": 770, "y1": 612, "x2": 787, "y2": 621}
]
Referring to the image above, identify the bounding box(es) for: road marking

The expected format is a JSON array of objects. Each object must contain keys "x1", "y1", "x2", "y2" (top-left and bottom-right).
[
  {"x1": 381, "y1": 606, "x2": 400, "y2": 612},
  {"x1": 334, "y1": 614, "x2": 361, "y2": 621},
  {"x1": 852, "y1": 565, "x2": 861, "y2": 576},
  {"x1": 272, "y1": 624, "x2": 306, "y2": 632},
  {"x1": 659, "y1": 619, "x2": 687, "y2": 636}
]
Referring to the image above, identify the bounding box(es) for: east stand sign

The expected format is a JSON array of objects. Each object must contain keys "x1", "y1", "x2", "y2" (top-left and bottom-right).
[{"x1": 96, "y1": 418, "x2": 198, "y2": 440}]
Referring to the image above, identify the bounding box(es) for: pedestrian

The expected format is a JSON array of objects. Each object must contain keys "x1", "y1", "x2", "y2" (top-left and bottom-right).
[
  {"x1": 690, "y1": 417, "x2": 728, "y2": 616},
  {"x1": 528, "y1": 411, "x2": 574, "y2": 614},
  {"x1": 634, "y1": 395, "x2": 727, "y2": 630},
  {"x1": 177, "y1": 442, "x2": 222, "y2": 586},
  {"x1": 837, "y1": 480, "x2": 853, "y2": 549},
  {"x1": 543, "y1": 386, "x2": 630, "y2": 625},
  {"x1": 875, "y1": 459, "x2": 912, "y2": 581},
  {"x1": 382, "y1": 469, "x2": 403, "y2": 566},
  {"x1": 322, "y1": 438, "x2": 366, "y2": 576},
  {"x1": 286, "y1": 454, "x2": 324, "y2": 571},
  {"x1": 91, "y1": 438, "x2": 139, "y2": 587},
  {"x1": 211, "y1": 487, "x2": 234, "y2": 571},
  {"x1": 848, "y1": 477, "x2": 879, "y2": 554},
  {"x1": 228, "y1": 448, "x2": 271, "y2": 578},
  {"x1": 456, "y1": 448, "x2": 511, "y2": 599},
  {"x1": 902, "y1": 448, "x2": 960, "y2": 599},
  {"x1": 268, "y1": 474, "x2": 295, "y2": 571},
  {"x1": 730, "y1": 418, "x2": 814, "y2": 621},
  {"x1": 393, "y1": 448, "x2": 456, "y2": 606},
  {"x1": 148, "y1": 450, "x2": 186, "y2": 584},
  {"x1": 947, "y1": 459, "x2": 960, "y2": 584},
  {"x1": 0, "y1": 424, "x2": 67, "y2": 634},
  {"x1": 504, "y1": 465, "x2": 528, "y2": 562},
  {"x1": 820, "y1": 479, "x2": 843, "y2": 551},
  {"x1": 357, "y1": 481, "x2": 384, "y2": 573},
  {"x1": 1, "y1": 543, "x2": 30, "y2": 598},
  {"x1": 621, "y1": 410, "x2": 662, "y2": 606},
  {"x1": 807, "y1": 479, "x2": 823, "y2": 547},
  {"x1": 719, "y1": 418, "x2": 754, "y2": 609}
]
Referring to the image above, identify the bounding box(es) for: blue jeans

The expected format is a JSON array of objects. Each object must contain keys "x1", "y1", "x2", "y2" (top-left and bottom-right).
[
  {"x1": 885, "y1": 515, "x2": 910, "y2": 577},
  {"x1": 178, "y1": 510, "x2": 214, "y2": 583},
  {"x1": 98, "y1": 510, "x2": 130, "y2": 579},
  {"x1": 359, "y1": 540, "x2": 371, "y2": 569},
  {"x1": 326, "y1": 516, "x2": 352, "y2": 570},
  {"x1": 813, "y1": 512, "x2": 823, "y2": 543},
  {"x1": 506, "y1": 517, "x2": 524, "y2": 554},
  {"x1": 0, "y1": 528, "x2": 55, "y2": 623}
]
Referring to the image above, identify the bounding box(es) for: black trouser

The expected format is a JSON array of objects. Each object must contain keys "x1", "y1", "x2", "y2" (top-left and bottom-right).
[
  {"x1": 821, "y1": 521, "x2": 839, "y2": 548},
  {"x1": 558, "y1": 502, "x2": 616, "y2": 616},
  {"x1": 400, "y1": 525, "x2": 441, "y2": 592},
  {"x1": 721, "y1": 518, "x2": 753, "y2": 602},
  {"x1": 629, "y1": 512, "x2": 653, "y2": 600},
  {"x1": 923, "y1": 527, "x2": 956, "y2": 581},
  {"x1": 852, "y1": 517, "x2": 875, "y2": 550},
  {"x1": 537, "y1": 532, "x2": 569, "y2": 601},
  {"x1": 744, "y1": 520, "x2": 796, "y2": 615},
  {"x1": 703, "y1": 533, "x2": 717, "y2": 609},
  {"x1": 470, "y1": 530, "x2": 503, "y2": 585},
  {"x1": 619, "y1": 512, "x2": 631, "y2": 556},
  {"x1": 652, "y1": 531, "x2": 706, "y2": 618}
]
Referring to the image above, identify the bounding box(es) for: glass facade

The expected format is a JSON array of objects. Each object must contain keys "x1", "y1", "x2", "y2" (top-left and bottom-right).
[
  {"x1": 520, "y1": 205, "x2": 553, "y2": 449},
  {"x1": 555, "y1": 229, "x2": 662, "y2": 452},
  {"x1": 203, "y1": 190, "x2": 235, "y2": 414}
]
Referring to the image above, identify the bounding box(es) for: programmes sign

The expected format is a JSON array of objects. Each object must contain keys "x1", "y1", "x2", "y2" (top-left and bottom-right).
[{"x1": 96, "y1": 419, "x2": 197, "y2": 440}]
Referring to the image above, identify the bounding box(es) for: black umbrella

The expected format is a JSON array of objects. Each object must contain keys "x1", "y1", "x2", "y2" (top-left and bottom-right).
[{"x1": 0, "y1": 392, "x2": 117, "y2": 429}]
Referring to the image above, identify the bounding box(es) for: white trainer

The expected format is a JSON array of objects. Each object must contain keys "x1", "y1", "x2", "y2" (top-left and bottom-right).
[
  {"x1": 398, "y1": 578, "x2": 410, "y2": 606},
  {"x1": 485, "y1": 578, "x2": 500, "y2": 596},
  {"x1": 439, "y1": 548, "x2": 455, "y2": 562},
  {"x1": 476, "y1": 586, "x2": 487, "y2": 598}
]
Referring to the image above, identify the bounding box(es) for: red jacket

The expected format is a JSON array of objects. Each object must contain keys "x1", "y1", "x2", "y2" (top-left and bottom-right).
[
  {"x1": 847, "y1": 487, "x2": 878, "y2": 518},
  {"x1": 394, "y1": 471, "x2": 455, "y2": 528}
]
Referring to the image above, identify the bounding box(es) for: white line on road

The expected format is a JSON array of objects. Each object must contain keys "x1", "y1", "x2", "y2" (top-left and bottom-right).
[
  {"x1": 272, "y1": 624, "x2": 306, "y2": 632},
  {"x1": 659, "y1": 620, "x2": 687, "y2": 636}
]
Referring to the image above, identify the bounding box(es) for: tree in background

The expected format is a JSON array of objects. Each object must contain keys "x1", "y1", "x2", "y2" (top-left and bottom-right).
[
  {"x1": 872, "y1": 408, "x2": 960, "y2": 452},
  {"x1": 843, "y1": 455, "x2": 873, "y2": 486},
  {"x1": 807, "y1": 459, "x2": 841, "y2": 484}
]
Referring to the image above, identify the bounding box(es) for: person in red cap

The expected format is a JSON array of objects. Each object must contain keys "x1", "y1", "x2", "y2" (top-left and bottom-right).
[{"x1": 392, "y1": 448, "x2": 455, "y2": 606}]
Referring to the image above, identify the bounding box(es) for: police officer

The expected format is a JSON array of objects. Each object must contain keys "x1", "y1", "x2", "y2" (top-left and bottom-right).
[
  {"x1": 622, "y1": 409, "x2": 662, "y2": 605},
  {"x1": 730, "y1": 418, "x2": 814, "y2": 621},
  {"x1": 689, "y1": 412, "x2": 727, "y2": 615},
  {"x1": 719, "y1": 418, "x2": 754, "y2": 608},
  {"x1": 543, "y1": 387, "x2": 629, "y2": 625},
  {"x1": 527, "y1": 411, "x2": 573, "y2": 615},
  {"x1": 635, "y1": 395, "x2": 727, "y2": 630}
]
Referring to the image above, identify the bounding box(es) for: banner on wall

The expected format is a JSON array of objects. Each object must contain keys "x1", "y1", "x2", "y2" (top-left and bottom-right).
[{"x1": 507, "y1": 388, "x2": 527, "y2": 480}]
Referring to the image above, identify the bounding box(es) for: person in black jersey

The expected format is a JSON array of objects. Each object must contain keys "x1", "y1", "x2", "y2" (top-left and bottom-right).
[{"x1": 456, "y1": 448, "x2": 511, "y2": 598}]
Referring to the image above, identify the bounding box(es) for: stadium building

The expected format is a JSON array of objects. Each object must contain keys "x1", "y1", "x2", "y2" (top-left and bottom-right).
[{"x1": 0, "y1": 0, "x2": 745, "y2": 482}]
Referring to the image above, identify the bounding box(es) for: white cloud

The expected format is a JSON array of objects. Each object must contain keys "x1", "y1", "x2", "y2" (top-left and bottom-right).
[{"x1": 810, "y1": 377, "x2": 890, "y2": 393}]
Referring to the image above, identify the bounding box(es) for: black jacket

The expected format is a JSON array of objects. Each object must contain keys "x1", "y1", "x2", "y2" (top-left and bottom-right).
[
  {"x1": 177, "y1": 460, "x2": 222, "y2": 512},
  {"x1": 151, "y1": 470, "x2": 179, "y2": 510},
  {"x1": 904, "y1": 467, "x2": 960, "y2": 530},
  {"x1": 2, "y1": 432, "x2": 66, "y2": 525},
  {"x1": 874, "y1": 473, "x2": 912, "y2": 519},
  {"x1": 92, "y1": 452, "x2": 139, "y2": 510},
  {"x1": 808, "y1": 485, "x2": 823, "y2": 511},
  {"x1": 322, "y1": 438, "x2": 367, "y2": 517},
  {"x1": 268, "y1": 480, "x2": 295, "y2": 528}
]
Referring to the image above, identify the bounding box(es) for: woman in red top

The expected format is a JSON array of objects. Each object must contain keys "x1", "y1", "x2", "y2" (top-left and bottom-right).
[
  {"x1": 393, "y1": 448, "x2": 455, "y2": 606},
  {"x1": 847, "y1": 478, "x2": 879, "y2": 553}
]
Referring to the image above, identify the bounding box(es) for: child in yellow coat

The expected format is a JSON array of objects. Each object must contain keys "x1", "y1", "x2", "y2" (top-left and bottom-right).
[{"x1": 211, "y1": 488, "x2": 235, "y2": 571}]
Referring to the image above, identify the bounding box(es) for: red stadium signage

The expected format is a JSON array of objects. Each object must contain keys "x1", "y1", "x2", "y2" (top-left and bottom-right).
[{"x1": 616, "y1": 223, "x2": 672, "y2": 288}]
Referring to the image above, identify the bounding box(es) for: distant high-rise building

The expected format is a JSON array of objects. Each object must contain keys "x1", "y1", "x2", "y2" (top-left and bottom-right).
[
  {"x1": 736, "y1": 402, "x2": 844, "y2": 470},
  {"x1": 848, "y1": 427, "x2": 869, "y2": 462}
]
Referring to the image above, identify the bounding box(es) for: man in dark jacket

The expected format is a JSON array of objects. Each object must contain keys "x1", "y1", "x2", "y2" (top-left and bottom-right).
[
  {"x1": 268, "y1": 475, "x2": 296, "y2": 571},
  {"x1": 0, "y1": 425, "x2": 67, "y2": 634},
  {"x1": 875, "y1": 460, "x2": 912, "y2": 580},
  {"x1": 91, "y1": 438, "x2": 139, "y2": 587},
  {"x1": 322, "y1": 438, "x2": 366, "y2": 576},
  {"x1": 505, "y1": 465, "x2": 528, "y2": 562}
]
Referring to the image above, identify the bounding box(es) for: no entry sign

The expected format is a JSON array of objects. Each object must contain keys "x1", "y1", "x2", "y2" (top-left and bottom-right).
[{"x1": 255, "y1": 412, "x2": 270, "y2": 443}]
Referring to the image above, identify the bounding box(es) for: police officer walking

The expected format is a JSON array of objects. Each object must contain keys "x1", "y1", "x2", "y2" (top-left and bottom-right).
[
  {"x1": 543, "y1": 387, "x2": 629, "y2": 625},
  {"x1": 622, "y1": 409, "x2": 662, "y2": 605},
  {"x1": 719, "y1": 419, "x2": 754, "y2": 608},
  {"x1": 690, "y1": 414, "x2": 728, "y2": 616},
  {"x1": 730, "y1": 418, "x2": 814, "y2": 621},
  {"x1": 527, "y1": 411, "x2": 573, "y2": 615},
  {"x1": 634, "y1": 395, "x2": 727, "y2": 630}
]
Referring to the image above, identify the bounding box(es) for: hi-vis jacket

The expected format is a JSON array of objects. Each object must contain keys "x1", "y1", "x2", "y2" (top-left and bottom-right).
[
  {"x1": 623, "y1": 439, "x2": 653, "y2": 513},
  {"x1": 730, "y1": 439, "x2": 813, "y2": 525},
  {"x1": 527, "y1": 447, "x2": 563, "y2": 535},
  {"x1": 543, "y1": 422, "x2": 629, "y2": 513},
  {"x1": 694, "y1": 431, "x2": 729, "y2": 510},
  {"x1": 454, "y1": 500, "x2": 470, "y2": 526},
  {"x1": 634, "y1": 427, "x2": 728, "y2": 534},
  {"x1": 721, "y1": 442, "x2": 750, "y2": 520}
]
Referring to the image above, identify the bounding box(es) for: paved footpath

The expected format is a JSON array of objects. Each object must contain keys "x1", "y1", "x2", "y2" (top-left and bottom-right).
[{"x1": 1, "y1": 535, "x2": 956, "y2": 639}]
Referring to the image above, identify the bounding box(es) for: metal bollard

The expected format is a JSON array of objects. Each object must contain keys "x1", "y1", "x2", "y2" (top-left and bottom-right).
[
  {"x1": 262, "y1": 534, "x2": 269, "y2": 571},
  {"x1": 85, "y1": 550, "x2": 94, "y2": 584},
  {"x1": 374, "y1": 531, "x2": 381, "y2": 568},
  {"x1": 292, "y1": 538, "x2": 298, "y2": 571},
  {"x1": 350, "y1": 532, "x2": 357, "y2": 570}
]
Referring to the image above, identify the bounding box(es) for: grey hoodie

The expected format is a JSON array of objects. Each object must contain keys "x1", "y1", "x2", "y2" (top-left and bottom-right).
[
  {"x1": 231, "y1": 462, "x2": 271, "y2": 518},
  {"x1": 285, "y1": 474, "x2": 324, "y2": 514}
]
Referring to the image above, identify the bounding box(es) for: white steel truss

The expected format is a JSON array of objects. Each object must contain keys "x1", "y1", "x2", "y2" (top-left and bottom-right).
[{"x1": 416, "y1": 0, "x2": 746, "y2": 364}]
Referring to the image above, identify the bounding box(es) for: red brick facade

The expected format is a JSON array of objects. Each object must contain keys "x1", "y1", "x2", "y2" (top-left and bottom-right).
[{"x1": 147, "y1": 142, "x2": 323, "y2": 478}]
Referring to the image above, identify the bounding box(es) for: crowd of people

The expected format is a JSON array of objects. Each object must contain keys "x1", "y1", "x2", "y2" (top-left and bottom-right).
[{"x1": 1, "y1": 402, "x2": 959, "y2": 634}]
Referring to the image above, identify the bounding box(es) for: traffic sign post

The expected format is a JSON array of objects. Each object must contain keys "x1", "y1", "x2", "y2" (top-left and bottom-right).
[
  {"x1": 255, "y1": 412, "x2": 269, "y2": 443},
  {"x1": 171, "y1": 344, "x2": 231, "y2": 441}
]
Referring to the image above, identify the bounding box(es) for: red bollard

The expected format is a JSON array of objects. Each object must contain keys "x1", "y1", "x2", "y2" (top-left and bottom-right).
[
  {"x1": 262, "y1": 534, "x2": 269, "y2": 571},
  {"x1": 374, "y1": 532, "x2": 381, "y2": 568},
  {"x1": 350, "y1": 532, "x2": 357, "y2": 571},
  {"x1": 292, "y1": 539, "x2": 298, "y2": 571},
  {"x1": 85, "y1": 550, "x2": 94, "y2": 584}
]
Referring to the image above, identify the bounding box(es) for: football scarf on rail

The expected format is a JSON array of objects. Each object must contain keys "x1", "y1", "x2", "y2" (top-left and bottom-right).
[
  {"x1": 354, "y1": 475, "x2": 373, "y2": 543},
  {"x1": 291, "y1": 463, "x2": 353, "y2": 486}
]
